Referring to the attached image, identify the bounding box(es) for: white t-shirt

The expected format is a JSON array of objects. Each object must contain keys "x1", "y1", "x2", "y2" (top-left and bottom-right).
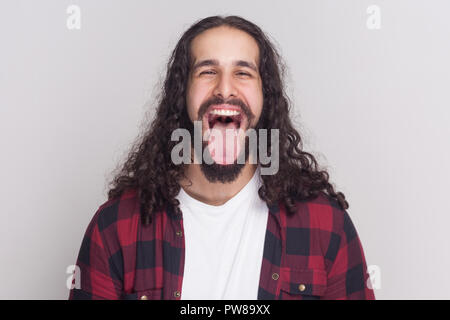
[{"x1": 177, "y1": 168, "x2": 269, "y2": 300}]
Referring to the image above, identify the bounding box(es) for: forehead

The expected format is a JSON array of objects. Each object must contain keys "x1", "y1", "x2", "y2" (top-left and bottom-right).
[{"x1": 190, "y1": 26, "x2": 260, "y2": 67}]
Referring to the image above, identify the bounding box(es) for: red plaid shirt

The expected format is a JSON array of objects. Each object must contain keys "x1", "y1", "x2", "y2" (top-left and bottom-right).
[{"x1": 68, "y1": 188, "x2": 375, "y2": 300}]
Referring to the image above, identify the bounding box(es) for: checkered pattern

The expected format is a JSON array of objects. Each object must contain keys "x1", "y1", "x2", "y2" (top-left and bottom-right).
[{"x1": 68, "y1": 189, "x2": 375, "y2": 300}]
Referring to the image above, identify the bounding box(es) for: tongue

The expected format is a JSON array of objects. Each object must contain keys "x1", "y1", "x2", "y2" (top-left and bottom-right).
[{"x1": 207, "y1": 120, "x2": 241, "y2": 165}]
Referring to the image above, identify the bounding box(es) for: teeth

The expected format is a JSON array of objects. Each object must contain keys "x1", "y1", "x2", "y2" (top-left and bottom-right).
[{"x1": 210, "y1": 109, "x2": 241, "y2": 116}]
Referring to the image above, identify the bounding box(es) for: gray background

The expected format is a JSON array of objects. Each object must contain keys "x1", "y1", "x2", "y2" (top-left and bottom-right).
[{"x1": 1, "y1": 0, "x2": 449, "y2": 299}]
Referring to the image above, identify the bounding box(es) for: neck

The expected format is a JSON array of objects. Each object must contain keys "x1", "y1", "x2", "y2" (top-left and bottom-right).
[{"x1": 179, "y1": 163, "x2": 257, "y2": 206}]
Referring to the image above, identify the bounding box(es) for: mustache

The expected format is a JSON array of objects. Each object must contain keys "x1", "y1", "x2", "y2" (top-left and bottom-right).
[{"x1": 197, "y1": 96, "x2": 255, "y2": 124}]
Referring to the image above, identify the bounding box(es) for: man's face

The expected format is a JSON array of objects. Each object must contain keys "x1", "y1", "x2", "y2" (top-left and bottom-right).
[{"x1": 186, "y1": 26, "x2": 263, "y2": 182}]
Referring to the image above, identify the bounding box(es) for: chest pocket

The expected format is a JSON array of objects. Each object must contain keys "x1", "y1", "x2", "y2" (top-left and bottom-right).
[
  {"x1": 121, "y1": 287, "x2": 163, "y2": 300},
  {"x1": 279, "y1": 268, "x2": 327, "y2": 300}
]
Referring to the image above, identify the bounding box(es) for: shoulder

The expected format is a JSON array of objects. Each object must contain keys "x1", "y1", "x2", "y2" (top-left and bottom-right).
[
  {"x1": 73, "y1": 189, "x2": 141, "y2": 296},
  {"x1": 287, "y1": 191, "x2": 352, "y2": 235},
  {"x1": 95, "y1": 188, "x2": 140, "y2": 226},
  {"x1": 88, "y1": 188, "x2": 141, "y2": 247}
]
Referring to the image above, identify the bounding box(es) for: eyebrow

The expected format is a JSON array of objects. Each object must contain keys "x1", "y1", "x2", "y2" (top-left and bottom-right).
[{"x1": 192, "y1": 59, "x2": 258, "y2": 72}]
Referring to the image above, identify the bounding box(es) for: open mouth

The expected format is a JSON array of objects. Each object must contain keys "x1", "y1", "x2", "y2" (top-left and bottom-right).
[
  {"x1": 202, "y1": 105, "x2": 248, "y2": 165},
  {"x1": 207, "y1": 109, "x2": 242, "y2": 130}
]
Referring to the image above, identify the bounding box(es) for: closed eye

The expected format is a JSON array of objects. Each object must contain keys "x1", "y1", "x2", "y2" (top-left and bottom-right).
[{"x1": 199, "y1": 71, "x2": 252, "y2": 77}]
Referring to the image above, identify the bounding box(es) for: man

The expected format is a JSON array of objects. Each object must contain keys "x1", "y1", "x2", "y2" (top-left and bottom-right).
[{"x1": 68, "y1": 15, "x2": 375, "y2": 300}]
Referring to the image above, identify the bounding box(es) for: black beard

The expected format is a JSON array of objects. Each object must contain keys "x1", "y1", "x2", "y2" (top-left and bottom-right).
[{"x1": 197, "y1": 137, "x2": 250, "y2": 184}]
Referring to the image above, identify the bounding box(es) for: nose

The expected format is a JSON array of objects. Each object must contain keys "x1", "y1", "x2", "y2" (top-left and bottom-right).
[{"x1": 213, "y1": 73, "x2": 237, "y2": 99}]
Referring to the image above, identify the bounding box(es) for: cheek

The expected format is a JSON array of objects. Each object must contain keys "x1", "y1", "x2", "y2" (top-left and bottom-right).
[
  {"x1": 186, "y1": 82, "x2": 209, "y2": 121},
  {"x1": 245, "y1": 85, "x2": 264, "y2": 124}
]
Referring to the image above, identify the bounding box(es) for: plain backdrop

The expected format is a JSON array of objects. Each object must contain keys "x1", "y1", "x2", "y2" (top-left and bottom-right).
[{"x1": 1, "y1": 0, "x2": 449, "y2": 299}]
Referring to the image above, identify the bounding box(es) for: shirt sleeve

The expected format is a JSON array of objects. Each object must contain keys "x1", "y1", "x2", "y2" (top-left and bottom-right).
[
  {"x1": 321, "y1": 210, "x2": 376, "y2": 300},
  {"x1": 68, "y1": 207, "x2": 123, "y2": 300}
]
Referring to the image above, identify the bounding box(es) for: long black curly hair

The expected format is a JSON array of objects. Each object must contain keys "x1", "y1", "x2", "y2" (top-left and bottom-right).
[{"x1": 107, "y1": 15, "x2": 349, "y2": 225}]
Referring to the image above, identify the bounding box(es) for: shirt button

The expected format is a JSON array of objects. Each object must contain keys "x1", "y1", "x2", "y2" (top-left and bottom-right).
[
  {"x1": 272, "y1": 273, "x2": 279, "y2": 280},
  {"x1": 176, "y1": 230, "x2": 183, "y2": 237},
  {"x1": 173, "y1": 291, "x2": 181, "y2": 298},
  {"x1": 140, "y1": 295, "x2": 148, "y2": 300},
  {"x1": 298, "y1": 284, "x2": 306, "y2": 292}
]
